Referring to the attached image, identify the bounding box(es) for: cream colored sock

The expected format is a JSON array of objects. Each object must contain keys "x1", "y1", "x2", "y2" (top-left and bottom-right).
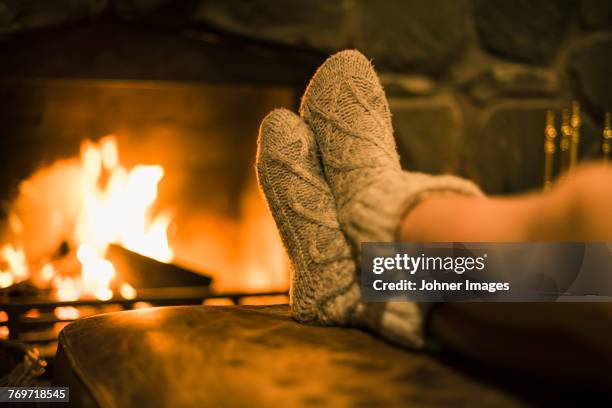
[
  {"x1": 300, "y1": 50, "x2": 484, "y2": 348},
  {"x1": 257, "y1": 110, "x2": 435, "y2": 348},
  {"x1": 300, "y1": 50, "x2": 483, "y2": 244},
  {"x1": 256, "y1": 108, "x2": 361, "y2": 326}
]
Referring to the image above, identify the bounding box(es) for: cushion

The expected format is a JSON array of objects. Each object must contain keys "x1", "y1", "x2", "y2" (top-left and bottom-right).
[{"x1": 53, "y1": 305, "x2": 576, "y2": 407}]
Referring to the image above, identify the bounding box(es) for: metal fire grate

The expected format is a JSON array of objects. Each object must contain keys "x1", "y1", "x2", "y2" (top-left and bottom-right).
[{"x1": 1, "y1": 287, "x2": 288, "y2": 360}]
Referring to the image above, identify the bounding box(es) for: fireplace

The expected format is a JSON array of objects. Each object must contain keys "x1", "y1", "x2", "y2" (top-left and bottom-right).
[
  {"x1": 0, "y1": 78, "x2": 293, "y2": 293},
  {"x1": 0, "y1": 11, "x2": 325, "y2": 372}
]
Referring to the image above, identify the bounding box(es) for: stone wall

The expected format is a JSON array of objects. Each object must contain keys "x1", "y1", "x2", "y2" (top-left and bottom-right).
[
  {"x1": 192, "y1": 0, "x2": 612, "y2": 194},
  {"x1": 2, "y1": 0, "x2": 612, "y2": 194}
]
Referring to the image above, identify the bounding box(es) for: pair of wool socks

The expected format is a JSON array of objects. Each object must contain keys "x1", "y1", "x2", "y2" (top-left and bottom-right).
[{"x1": 256, "y1": 50, "x2": 481, "y2": 347}]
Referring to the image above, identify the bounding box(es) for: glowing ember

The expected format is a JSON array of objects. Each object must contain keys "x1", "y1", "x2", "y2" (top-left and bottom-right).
[
  {"x1": 55, "y1": 306, "x2": 80, "y2": 320},
  {"x1": 0, "y1": 244, "x2": 28, "y2": 288},
  {"x1": 0, "y1": 135, "x2": 173, "y2": 302},
  {"x1": 24, "y1": 309, "x2": 40, "y2": 318},
  {"x1": 133, "y1": 301, "x2": 153, "y2": 309},
  {"x1": 0, "y1": 272, "x2": 13, "y2": 289},
  {"x1": 53, "y1": 276, "x2": 80, "y2": 302},
  {"x1": 120, "y1": 283, "x2": 137, "y2": 300},
  {"x1": 0, "y1": 326, "x2": 9, "y2": 339},
  {"x1": 40, "y1": 263, "x2": 56, "y2": 283}
]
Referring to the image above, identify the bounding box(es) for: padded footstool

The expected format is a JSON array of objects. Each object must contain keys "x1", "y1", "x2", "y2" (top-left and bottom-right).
[{"x1": 53, "y1": 305, "x2": 564, "y2": 407}]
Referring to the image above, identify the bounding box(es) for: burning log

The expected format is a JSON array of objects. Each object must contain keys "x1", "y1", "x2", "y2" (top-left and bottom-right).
[
  {"x1": 0, "y1": 281, "x2": 47, "y2": 301},
  {"x1": 105, "y1": 244, "x2": 212, "y2": 289}
]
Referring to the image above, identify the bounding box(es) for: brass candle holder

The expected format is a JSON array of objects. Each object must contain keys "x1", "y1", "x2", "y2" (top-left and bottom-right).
[
  {"x1": 604, "y1": 112, "x2": 612, "y2": 163},
  {"x1": 569, "y1": 101, "x2": 581, "y2": 170},
  {"x1": 541, "y1": 101, "x2": 612, "y2": 190},
  {"x1": 543, "y1": 110, "x2": 556, "y2": 192},
  {"x1": 559, "y1": 109, "x2": 571, "y2": 175}
]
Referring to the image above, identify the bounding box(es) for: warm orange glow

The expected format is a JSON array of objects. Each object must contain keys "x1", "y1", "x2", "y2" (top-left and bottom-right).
[
  {"x1": 133, "y1": 301, "x2": 153, "y2": 309},
  {"x1": 0, "y1": 134, "x2": 172, "y2": 301},
  {"x1": 53, "y1": 322, "x2": 70, "y2": 335},
  {"x1": 24, "y1": 309, "x2": 40, "y2": 318},
  {"x1": 202, "y1": 298, "x2": 234, "y2": 306},
  {"x1": 76, "y1": 136, "x2": 173, "y2": 263},
  {"x1": 174, "y1": 179, "x2": 288, "y2": 292},
  {"x1": 120, "y1": 283, "x2": 137, "y2": 300},
  {"x1": 68, "y1": 135, "x2": 171, "y2": 300},
  {"x1": 76, "y1": 243, "x2": 116, "y2": 300},
  {"x1": 1, "y1": 131, "x2": 288, "y2": 304},
  {"x1": 0, "y1": 326, "x2": 9, "y2": 339},
  {"x1": 0, "y1": 244, "x2": 29, "y2": 288},
  {"x1": 239, "y1": 295, "x2": 289, "y2": 306},
  {"x1": 53, "y1": 276, "x2": 80, "y2": 302},
  {"x1": 0, "y1": 271, "x2": 13, "y2": 289},
  {"x1": 55, "y1": 306, "x2": 80, "y2": 320},
  {"x1": 40, "y1": 263, "x2": 56, "y2": 283}
]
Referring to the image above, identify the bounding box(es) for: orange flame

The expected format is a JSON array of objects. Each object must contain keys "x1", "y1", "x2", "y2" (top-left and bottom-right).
[
  {"x1": 54, "y1": 306, "x2": 80, "y2": 320},
  {"x1": 70, "y1": 135, "x2": 173, "y2": 300},
  {"x1": 0, "y1": 244, "x2": 28, "y2": 288},
  {"x1": 1, "y1": 135, "x2": 173, "y2": 304},
  {"x1": 76, "y1": 136, "x2": 173, "y2": 263}
]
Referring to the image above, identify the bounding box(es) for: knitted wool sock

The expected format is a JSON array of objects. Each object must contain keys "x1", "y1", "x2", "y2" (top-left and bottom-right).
[
  {"x1": 256, "y1": 108, "x2": 361, "y2": 326},
  {"x1": 301, "y1": 50, "x2": 483, "y2": 244},
  {"x1": 300, "y1": 50, "x2": 484, "y2": 348}
]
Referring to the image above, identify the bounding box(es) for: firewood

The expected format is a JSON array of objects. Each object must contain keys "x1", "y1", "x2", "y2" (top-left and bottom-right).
[{"x1": 105, "y1": 244, "x2": 212, "y2": 289}]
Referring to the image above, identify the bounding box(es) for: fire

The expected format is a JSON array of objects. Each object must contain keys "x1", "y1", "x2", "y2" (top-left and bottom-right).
[
  {"x1": 1, "y1": 135, "x2": 173, "y2": 303},
  {"x1": 55, "y1": 306, "x2": 80, "y2": 320},
  {"x1": 119, "y1": 283, "x2": 137, "y2": 300},
  {"x1": 0, "y1": 244, "x2": 29, "y2": 288},
  {"x1": 76, "y1": 244, "x2": 116, "y2": 300},
  {"x1": 53, "y1": 276, "x2": 79, "y2": 302},
  {"x1": 1, "y1": 244, "x2": 29, "y2": 279},
  {"x1": 76, "y1": 136, "x2": 173, "y2": 263}
]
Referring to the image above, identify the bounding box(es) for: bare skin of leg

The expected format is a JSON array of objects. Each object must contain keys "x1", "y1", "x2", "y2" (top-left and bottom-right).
[{"x1": 399, "y1": 163, "x2": 612, "y2": 392}]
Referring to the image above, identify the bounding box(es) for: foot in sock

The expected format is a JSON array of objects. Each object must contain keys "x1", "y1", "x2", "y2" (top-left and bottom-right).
[
  {"x1": 300, "y1": 50, "x2": 482, "y2": 244},
  {"x1": 256, "y1": 108, "x2": 360, "y2": 326},
  {"x1": 257, "y1": 108, "x2": 433, "y2": 348},
  {"x1": 298, "y1": 50, "x2": 483, "y2": 347}
]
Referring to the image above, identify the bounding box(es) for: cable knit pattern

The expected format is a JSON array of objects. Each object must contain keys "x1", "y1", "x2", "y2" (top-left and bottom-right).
[
  {"x1": 300, "y1": 50, "x2": 485, "y2": 348},
  {"x1": 300, "y1": 50, "x2": 484, "y2": 244},
  {"x1": 256, "y1": 109, "x2": 360, "y2": 326}
]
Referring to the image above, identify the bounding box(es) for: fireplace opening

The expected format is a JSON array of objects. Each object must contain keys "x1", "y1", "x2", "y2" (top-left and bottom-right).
[{"x1": 0, "y1": 13, "x2": 325, "y2": 367}]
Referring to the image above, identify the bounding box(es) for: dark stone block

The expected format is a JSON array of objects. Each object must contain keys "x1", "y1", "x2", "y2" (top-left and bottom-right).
[
  {"x1": 580, "y1": 0, "x2": 612, "y2": 29},
  {"x1": 355, "y1": 0, "x2": 469, "y2": 75},
  {"x1": 464, "y1": 66, "x2": 559, "y2": 104},
  {"x1": 567, "y1": 35, "x2": 612, "y2": 119},
  {"x1": 0, "y1": 18, "x2": 324, "y2": 87},
  {"x1": 467, "y1": 103, "x2": 557, "y2": 194},
  {"x1": 474, "y1": 0, "x2": 575, "y2": 64},
  {"x1": 380, "y1": 74, "x2": 436, "y2": 97},
  {"x1": 193, "y1": 0, "x2": 349, "y2": 52},
  {"x1": 391, "y1": 98, "x2": 463, "y2": 174},
  {"x1": 112, "y1": 0, "x2": 202, "y2": 28},
  {"x1": 0, "y1": 0, "x2": 107, "y2": 34},
  {"x1": 113, "y1": 0, "x2": 169, "y2": 16}
]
